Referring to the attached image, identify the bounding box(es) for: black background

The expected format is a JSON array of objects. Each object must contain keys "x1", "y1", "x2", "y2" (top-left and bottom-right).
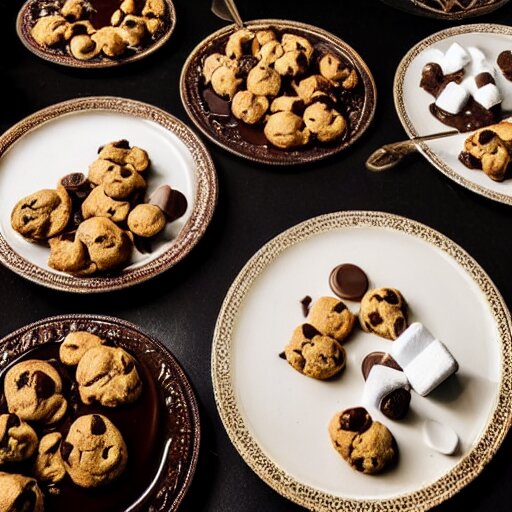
[{"x1": 2, "y1": 0, "x2": 512, "y2": 510}]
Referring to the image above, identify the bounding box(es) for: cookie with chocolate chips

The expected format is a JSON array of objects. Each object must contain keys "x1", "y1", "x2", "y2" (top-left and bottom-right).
[
  {"x1": 0, "y1": 413, "x2": 38, "y2": 465},
  {"x1": 307, "y1": 296, "x2": 355, "y2": 342},
  {"x1": 328, "y1": 407, "x2": 398, "y2": 474},
  {"x1": 33, "y1": 432, "x2": 66, "y2": 483},
  {"x1": 4, "y1": 360, "x2": 67, "y2": 425},
  {"x1": 76, "y1": 346, "x2": 142, "y2": 407},
  {"x1": 59, "y1": 331, "x2": 106, "y2": 366},
  {"x1": 0, "y1": 472, "x2": 44, "y2": 512},
  {"x1": 359, "y1": 288, "x2": 408, "y2": 340},
  {"x1": 61, "y1": 414, "x2": 128, "y2": 488},
  {"x1": 283, "y1": 323, "x2": 346, "y2": 380}
]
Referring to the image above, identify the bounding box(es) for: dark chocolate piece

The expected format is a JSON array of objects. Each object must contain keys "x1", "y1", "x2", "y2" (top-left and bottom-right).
[
  {"x1": 301, "y1": 324, "x2": 320, "y2": 339},
  {"x1": 475, "y1": 72, "x2": 495, "y2": 88},
  {"x1": 497, "y1": 50, "x2": 512, "y2": 81},
  {"x1": 149, "y1": 185, "x2": 188, "y2": 222},
  {"x1": 300, "y1": 295, "x2": 312, "y2": 317},
  {"x1": 329, "y1": 263, "x2": 368, "y2": 301},
  {"x1": 339, "y1": 407, "x2": 372, "y2": 433},
  {"x1": 459, "y1": 151, "x2": 482, "y2": 169},
  {"x1": 361, "y1": 351, "x2": 402, "y2": 380},
  {"x1": 60, "y1": 173, "x2": 88, "y2": 193},
  {"x1": 420, "y1": 62, "x2": 464, "y2": 97}
]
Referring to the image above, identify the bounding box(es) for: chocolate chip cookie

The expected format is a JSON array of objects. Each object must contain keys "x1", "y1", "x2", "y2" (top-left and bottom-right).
[
  {"x1": 61, "y1": 414, "x2": 128, "y2": 488},
  {"x1": 307, "y1": 296, "x2": 356, "y2": 342},
  {"x1": 0, "y1": 472, "x2": 44, "y2": 512},
  {"x1": 127, "y1": 204, "x2": 166, "y2": 238},
  {"x1": 0, "y1": 413, "x2": 38, "y2": 464},
  {"x1": 33, "y1": 432, "x2": 66, "y2": 483},
  {"x1": 4, "y1": 360, "x2": 68, "y2": 425},
  {"x1": 359, "y1": 288, "x2": 408, "y2": 340},
  {"x1": 328, "y1": 407, "x2": 398, "y2": 474},
  {"x1": 59, "y1": 331, "x2": 106, "y2": 366},
  {"x1": 76, "y1": 346, "x2": 142, "y2": 407}
]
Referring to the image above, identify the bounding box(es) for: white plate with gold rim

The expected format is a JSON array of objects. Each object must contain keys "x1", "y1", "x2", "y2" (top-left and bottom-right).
[
  {"x1": 0, "y1": 96, "x2": 217, "y2": 293},
  {"x1": 394, "y1": 24, "x2": 512, "y2": 205},
  {"x1": 212, "y1": 211, "x2": 512, "y2": 511}
]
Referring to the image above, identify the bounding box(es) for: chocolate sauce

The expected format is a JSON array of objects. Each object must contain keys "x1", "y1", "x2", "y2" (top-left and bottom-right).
[
  {"x1": 237, "y1": 122, "x2": 269, "y2": 146},
  {"x1": 429, "y1": 100, "x2": 499, "y2": 132},
  {"x1": 497, "y1": 50, "x2": 512, "y2": 81},
  {"x1": 89, "y1": 0, "x2": 126, "y2": 29},
  {"x1": 459, "y1": 151, "x2": 482, "y2": 169},
  {"x1": 202, "y1": 89, "x2": 231, "y2": 117},
  {"x1": 0, "y1": 342, "x2": 163, "y2": 512},
  {"x1": 420, "y1": 63, "x2": 464, "y2": 97}
]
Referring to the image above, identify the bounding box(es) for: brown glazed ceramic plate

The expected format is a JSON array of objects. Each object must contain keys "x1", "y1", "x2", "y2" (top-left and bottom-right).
[
  {"x1": 0, "y1": 96, "x2": 217, "y2": 293},
  {"x1": 0, "y1": 314, "x2": 200, "y2": 512},
  {"x1": 180, "y1": 19, "x2": 377, "y2": 165},
  {"x1": 16, "y1": 0, "x2": 176, "y2": 69}
]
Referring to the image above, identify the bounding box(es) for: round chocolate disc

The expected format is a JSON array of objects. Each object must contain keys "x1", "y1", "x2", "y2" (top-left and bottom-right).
[{"x1": 329, "y1": 263, "x2": 369, "y2": 301}]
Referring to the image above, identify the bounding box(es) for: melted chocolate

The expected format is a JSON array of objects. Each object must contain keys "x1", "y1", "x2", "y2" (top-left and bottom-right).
[
  {"x1": 420, "y1": 63, "x2": 464, "y2": 97},
  {"x1": 497, "y1": 50, "x2": 512, "y2": 81},
  {"x1": 429, "y1": 100, "x2": 499, "y2": 132},
  {"x1": 0, "y1": 342, "x2": 163, "y2": 512},
  {"x1": 459, "y1": 151, "x2": 482, "y2": 170},
  {"x1": 89, "y1": 0, "x2": 127, "y2": 29}
]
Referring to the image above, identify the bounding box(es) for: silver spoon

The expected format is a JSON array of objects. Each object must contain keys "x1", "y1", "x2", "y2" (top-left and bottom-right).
[
  {"x1": 211, "y1": 0, "x2": 244, "y2": 28},
  {"x1": 366, "y1": 129, "x2": 459, "y2": 172}
]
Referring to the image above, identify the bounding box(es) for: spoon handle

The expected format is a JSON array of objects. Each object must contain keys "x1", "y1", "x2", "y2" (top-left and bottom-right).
[
  {"x1": 366, "y1": 129, "x2": 459, "y2": 172},
  {"x1": 211, "y1": 0, "x2": 244, "y2": 28}
]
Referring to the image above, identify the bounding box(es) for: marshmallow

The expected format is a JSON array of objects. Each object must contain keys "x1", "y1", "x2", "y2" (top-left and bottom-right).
[
  {"x1": 473, "y1": 83, "x2": 502, "y2": 109},
  {"x1": 362, "y1": 365, "x2": 410, "y2": 411},
  {"x1": 391, "y1": 322, "x2": 435, "y2": 368},
  {"x1": 435, "y1": 82, "x2": 469, "y2": 114},
  {"x1": 467, "y1": 46, "x2": 493, "y2": 74},
  {"x1": 440, "y1": 42, "x2": 471, "y2": 75},
  {"x1": 423, "y1": 419, "x2": 459, "y2": 455}
]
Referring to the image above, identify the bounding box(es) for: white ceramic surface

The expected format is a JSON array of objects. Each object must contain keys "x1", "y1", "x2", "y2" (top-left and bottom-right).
[
  {"x1": 395, "y1": 24, "x2": 512, "y2": 204},
  {"x1": 213, "y1": 212, "x2": 511, "y2": 510}
]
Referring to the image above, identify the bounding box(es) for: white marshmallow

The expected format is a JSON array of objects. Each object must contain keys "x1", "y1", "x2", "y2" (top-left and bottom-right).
[
  {"x1": 467, "y1": 46, "x2": 491, "y2": 75},
  {"x1": 403, "y1": 339, "x2": 459, "y2": 396},
  {"x1": 440, "y1": 42, "x2": 471, "y2": 75},
  {"x1": 473, "y1": 83, "x2": 502, "y2": 109},
  {"x1": 435, "y1": 82, "x2": 469, "y2": 114},
  {"x1": 362, "y1": 365, "x2": 410, "y2": 411},
  {"x1": 423, "y1": 419, "x2": 459, "y2": 455},
  {"x1": 391, "y1": 322, "x2": 435, "y2": 368}
]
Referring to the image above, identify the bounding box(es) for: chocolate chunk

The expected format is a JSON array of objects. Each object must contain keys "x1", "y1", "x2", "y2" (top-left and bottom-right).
[
  {"x1": 478, "y1": 129, "x2": 495, "y2": 144},
  {"x1": 91, "y1": 415, "x2": 107, "y2": 435},
  {"x1": 380, "y1": 388, "x2": 411, "y2": 420},
  {"x1": 383, "y1": 290, "x2": 398, "y2": 304},
  {"x1": 11, "y1": 487, "x2": 37, "y2": 512},
  {"x1": 459, "y1": 151, "x2": 482, "y2": 169},
  {"x1": 33, "y1": 370, "x2": 55, "y2": 399},
  {"x1": 302, "y1": 323, "x2": 320, "y2": 339},
  {"x1": 361, "y1": 351, "x2": 402, "y2": 380},
  {"x1": 45, "y1": 437, "x2": 61, "y2": 455},
  {"x1": 475, "y1": 72, "x2": 495, "y2": 88},
  {"x1": 278, "y1": 351, "x2": 286, "y2": 359},
  {"x1": 339, "y1": 407, "x2": 372, "y2": 433},
  {"x1": 333, "y1": 301, "x2": 346, "y2": 313},
  {"x1": 394, "y1": 317, "x2": 406, "y2": 337},
  {"x1": 123, "y1": 361, "x2": 134, "y2": 374},
  {"x1": 369, "y1": 312, "x2": 383, "y2": 326},
  {"x1": 329, "y1": 263, "x2": 369, "y2": 301},
  {"x1": 238, "y1": 55, "x2": 258, "y2": 78},
  {"x1": 16, "y1": 371, "x2": 30, "y2": 390},
  {"x1": 149, "y1": 185, "x2": 188, "y2": 222},
  {"x1": 6, "y1": 413, "x2": 21, "y2": 430},
  {"x1": 60, "y1": 172, "x2": 88, "y2": 192},
  {"x1": 497, "y1": 50, "x2": 512, "y2": 81},
  {"x1": 420, "y1": 62, "x2": 464, "y2": 97},
  {"x1": 60, "y1": 441, "x2": 73, "y2": 462},
  {"x1": 102, "y1": 446, "x2": 112, "y2": 459},
  {"x1": 300, "y1": 295, "x2": 312, "y2": 317}
]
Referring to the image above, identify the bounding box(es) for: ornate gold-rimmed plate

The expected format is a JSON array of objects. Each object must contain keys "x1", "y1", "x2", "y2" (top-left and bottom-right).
[
  {"x1": 180, "y1": 19, "x2": 376, "y2": 166},
  {"x1": 212, "y1": 211, "x2": 512, "y2": 511},
  {"x1": 16, "y1": 0, "x2": 176, "y2": 69},
  {"x1": 394, "y1": 24, "x2": 512, "y2": 205},
  {"x1": 0, "y1": 96, "x2": 217, "y2": 293},
  {"x1": 0, "y1": 314, "x2": 200, "y2": 512}
]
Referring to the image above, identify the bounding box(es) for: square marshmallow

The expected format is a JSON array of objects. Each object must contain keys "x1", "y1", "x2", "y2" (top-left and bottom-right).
[
  {"x1": 362, "y1": 365, "x2": 410, "y2": 411},
  {"x1": 435, "y1": 82, "x2": 469, "y2": 114},
  {"x1": 440, "y1": 42, "x2": 470, "y2": 75},
  {"x1": 473, "y1": 83, "x2": 502, "y2": 110},
  {"x1": 391, "y1": 322, "x2": 435, "y2": 368}
]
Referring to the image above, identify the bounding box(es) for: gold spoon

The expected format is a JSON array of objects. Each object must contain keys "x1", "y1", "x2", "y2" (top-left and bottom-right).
[
  {"x1": 211, "y1": 0, "x2": 244, "y2": 28},
  {"x1": 366, "y1": 129, "x2": 459, "y2": 172}
]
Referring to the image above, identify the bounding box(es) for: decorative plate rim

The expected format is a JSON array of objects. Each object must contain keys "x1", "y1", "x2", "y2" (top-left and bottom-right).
[
  {"x1": 0, "y1": 96, "x2": 218, "y2": 293},
  {"x1": 385, "y1": 0, "x2": 510, "y2": 19},
  {"x1": 0, "y1": 313, "x2": 201, "y2": 512},
  {"x1": 393, "y1": 23, "x2": 512, "y2": 206},
  {"x1": 211, "y1": 210, "x2": 512, "y2": 512},
  {"x1": 179, "y1": 18, "x2": 377, "y2": 166},
  {"x1": 16, "y1": 0, "x2": 177, "y2": 69}
]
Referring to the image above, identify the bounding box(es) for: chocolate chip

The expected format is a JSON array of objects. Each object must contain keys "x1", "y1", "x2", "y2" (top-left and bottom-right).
[
  {"x1": 372, "y1": 294, "x2": 383, "y2": 302},
  {"x1": 60, "y1": 441, "x2": 73, "y2": 462},
  {"x1": 300, "y1": 295, "x2": 312, "y2": 317},
  {"x1": 91, "y1": 415, "x2": 106, "y2": 435},
  {"x1": 6, "y1": 413, "x2": 21, "y2": 430},
  {"x1": 120, "y1": 167, "x2": 133, "y2": 178},
  {"x1": 458, "y1": 151, "x2": 482, "y2": 170},
  {"x1": 475, "y1": 72, "x2": 495, "y2": 88},
  {"x1": 149, "y1": 185, "x2": 188, "y2": 222},
  {"x1": 102, "y1": 446, "x2": 112, "y2": 459},
  {"x1": 60, "y1": 172, "x2": 88, "y2": 192},
  {"x1": 65, "y1": 344, "x2": 79, "y2": 350},
  {"x1": 278, "y1": 351, "x2": 286, "y2": 359},
  {"x1": 112, "y1": 139, "x2": 130, "y2": 149},
  {"x1": 33, "y1": 370, "x2": 56, "y2": 400},
  {"x1": 45, "y1": 438, "x2": 61, "y2": 455},
  {"x1": 302, "y1": 324, "x2": 320, "y2": 339},
  {"x1": 380, "y1": 388, "x2": 411, "y2": 420},
  {"x1": 16, "y1": 371, "x2": 30, "y2": 390},
  {"x1": 333, "y1": 301, "x2": 346, "y2": 313},
  {"x1": 361, "y1": 352, "x2": 401, "y2": 380},
  {"x1": 394, "y1": 317, "x2": 406, "y2": 337},
  {"x1": 123, "y1": 361, "x2": 134, "y2": 374},
  {"x1": 339, "y1": 407, "x2": 372, "y2": 433},
  {"x1": 11, "y1": 487, "x2": 37, "y2": 512},
  {"x1": 352, "y1": 457, "x2": 365, "y2": 472},
  {"x1": 369, "y1": 312, "x2": 383, "y2": 326},
  {"x1": 478, "y1": 129, "x2": 496, "y2": 145},
  {"x1": 383, "y1": 290, "x2": 398, "y2": 304}
]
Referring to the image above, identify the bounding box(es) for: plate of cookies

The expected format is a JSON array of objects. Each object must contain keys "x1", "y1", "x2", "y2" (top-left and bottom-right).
[
  {"x1": 0, "y1": 314, "x2": 200, "y2": 512},
  {"x1": 212, "y1": 210, "x2": 512, "y2": 511},
  {"x1": 180, "y1": 19, "x2": 376, "y2": 165},
  {"x1": 17, "y1": 0, "x2": 176, "y2": 68},
  {"x1": 394, "y1": 23, "x2": 512, "y2": 205},
  {"x1": 0, "y1": 96, "x2": 217, "y2": 292}
]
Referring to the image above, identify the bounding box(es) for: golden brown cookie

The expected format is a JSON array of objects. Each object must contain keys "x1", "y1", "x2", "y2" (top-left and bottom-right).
[
  {"x1": 4, "y1": 360, "x2": 67, "y2": 425},
  {"x1": 0, "y1": 472, "x2": 44, "y2": 512},
  {"x1": 270, "y1": 95, "x2": 304, "y2": 113},
  {"x1": 256, "y1": 41, "x2": 284, "y2": 66},
  {"x1": 307, "y1": 296, "x2": 355, "y2": 342},
  {"x1": 303, "y1": 102, "x2": 346, "y2": 142},
  {"x1": 81, "y1": 185, "x2": 131, "y2": 223},
  {"x1": 284, "y1": 324, "x2": 346, "y2": 380},
  {"x1": 31, "y1": 15, "x2": 69, "y2": 47},
  {"x1": 281, "y1": 33, "x2": 314, "y2": 62},
  {"x1": 274, "y1": 50, "x2": 308, "y2": 77},
  {"x1": 119, "y1": 15, "x2": 147, "y2": 46},
  {"x1": 0, "y1": 413, "x2": 38, "y2": 465},
  {"x1": 33, "y1": 432, "x2": 66, "y2": 483},
  {"x1": 11, "y1": 186, "x2": 72, "y2": 241},
  {"x1": 98, "y1": 140, "x2": 150, "y2": 173},
  {"x1": 293, "y1": 75, "x2": 333, "y2": 104},
  {"x1": 225, "y1": 28, "x2": 254, "y2": 59},
  {"x1": 127, "y1": 203, "x2": 166, "y2": 238},
  {"x1": 211, "y1": 65, "x2": 243, "y2": 99},
  {"x1": 319, "y1": 54, "x2": 359, "y2": 89},
  {"x1": 231, "y1": 90, "x2": 269, "y2": 124},
  {"x1": 76, "y1": 346, "x2": 142, "y2": 407},
  {"x1": 251, "y1": 29, "x2": 277, "y2": 55},
  {"x1": 101, "y1": 164, "x2": 147, "y2": 200},
  {"x1": 76, "y1": 217, "x2": 133, "y2": 272},
  {"x1": 92, "y1": 26, "x2": 128, "y2": 57},
  {"x1": 61, "y1": 414, "x2": 128, "y2": 488},
  {"x1": 359, "y1": 288, "x2": 408, "y2": 340},
  {"x1": 246, "y1": 65, "x2": 281, "y2": 96},
  {"x1": 264, "y1": 111, "x2": 310, "y2": 149},
  {"x1": 59, "y1": 331, "x2": 106, "y2": 366},
  {"x1": 48, "y1": 235, "x2": 93, "y2": 275},
  {"x1": 328, "y1": 407, "x2": 398, "y2": 474},
  {"x1": 203, "y1": 53, "x2": 237, "y2": 84}
]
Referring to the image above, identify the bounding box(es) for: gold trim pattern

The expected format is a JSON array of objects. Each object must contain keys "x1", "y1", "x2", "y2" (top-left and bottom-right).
[
  {"x1": 212, "y1": 210, "x2": 512, "y2": 512},
  {"x1": 0, "y1": 96, "x2": 218, "y2": 293},
  {"x1": 394, "y1": 23, "x2": 512, "y2": 206}
]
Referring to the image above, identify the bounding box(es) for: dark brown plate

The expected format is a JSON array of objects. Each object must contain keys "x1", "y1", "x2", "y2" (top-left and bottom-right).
[
  {"x1": 0, "y1": 314, "x2": 200, "y2": 512},
  {"x1": 16, "y1": 0, "x2": 176, "y2": 69},
  {"x1": 180, "y1": 19, "x2": 377, "y2": 166}
]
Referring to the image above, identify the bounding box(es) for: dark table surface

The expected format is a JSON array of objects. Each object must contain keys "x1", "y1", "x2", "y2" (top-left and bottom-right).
[{"x1": 2, "y1": 0, "x2": 512, "y2": 510}]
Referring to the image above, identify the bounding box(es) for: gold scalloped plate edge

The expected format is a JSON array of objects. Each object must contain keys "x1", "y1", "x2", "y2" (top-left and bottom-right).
[
  {"x1": 211, "y1": 210, "x2": 512, "y2": 512},
  {"x1": 393, "y1": 23, "x2": 512, "y2": 206},
  {"x1": 0, "y1": 96, "x2": 218, "y2": 293},
  {"x1": 16, "y1": 0, "x2": 177, "y2": 69},
  {"x1": 180, "y1": 18, "x2": 377, "y2": 166},
  {"x1": 384, "y1": 0, "x2": 509, "y2": 19}
]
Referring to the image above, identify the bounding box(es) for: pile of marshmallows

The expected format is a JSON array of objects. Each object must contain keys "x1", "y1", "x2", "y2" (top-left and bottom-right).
[{"x1": 362, "y1": 322, "x2": 459, "y2": 453}]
